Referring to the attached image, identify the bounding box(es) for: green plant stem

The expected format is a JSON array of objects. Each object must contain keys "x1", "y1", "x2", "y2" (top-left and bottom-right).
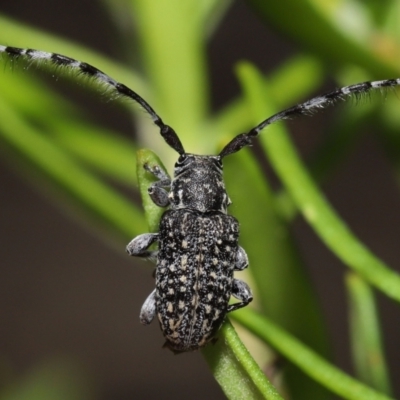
[
  {"x1": 233, "y1": 308, "x2": 394, "y2": 400},
  {"x1": 0, "y1": 96, "x2": 145, "y2": 238},
  {"x1": 247, "y1": 0, "x2": 400, "y2": 77},
  {"x1": 213, "y1": 55, "x2": 324, "y2": 137},
  {"x1": 202, "y1": 321, "x2": 283, "y2": 400},
  {"x1": 346, "y1": 273, "x2": 393, "y2": 395},
  {"x1": 237, "y1": 61, "x2": 400, "y2": 303},
  {"x1": 130, "y1": 0, "x2": 209, "y2": 154}
]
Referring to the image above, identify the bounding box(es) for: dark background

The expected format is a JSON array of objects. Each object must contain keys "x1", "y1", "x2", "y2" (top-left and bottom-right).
[{"x1": 1, "y1": 1, "x2": 400, "y2": 399}]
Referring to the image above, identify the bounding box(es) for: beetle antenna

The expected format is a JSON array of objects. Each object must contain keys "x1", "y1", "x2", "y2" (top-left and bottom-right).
[
  {"x1": 0, "y1": 45, "x2": 185, "y2": 155},
  {"x1": 219, "y1": 78, "x2": 400, "y2": 158}
]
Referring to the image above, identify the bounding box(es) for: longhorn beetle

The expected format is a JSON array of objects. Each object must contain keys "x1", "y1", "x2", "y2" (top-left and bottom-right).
[{"x1": 1, "y1": 45, "x2": 400, "y2": 352}]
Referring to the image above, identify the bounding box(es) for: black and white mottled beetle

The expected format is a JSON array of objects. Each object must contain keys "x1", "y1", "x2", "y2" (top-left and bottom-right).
[
  {"x1": 127, "y1": 148, "x2": 254, "y2": 352},
  {"x1": 2, "y1": 45, "x2": 400, "y2": 352}
]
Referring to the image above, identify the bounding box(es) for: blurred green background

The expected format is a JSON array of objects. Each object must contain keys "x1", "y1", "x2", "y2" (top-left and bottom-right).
[{"x1": 1, "y1": 0, "x2": 400, "y2": 399}]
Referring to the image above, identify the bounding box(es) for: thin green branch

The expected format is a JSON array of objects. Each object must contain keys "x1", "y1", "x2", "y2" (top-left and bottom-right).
[
  {"x1": 0, "y1": 59, "x2": 138, "y2": 185},
  {"x1": 202, "y1": 321, "x2": 283, "y2": 400},
  {"x1": 233, "y1": 308, "x2": 394, "y2": 400},
  {"x1": 346, "y1": 273, "x2": 393, "y2": 395},
  {"x1": 212, "y1": 55, "x2": 324, "y2": 137},
  {"x1": 129, "y1": 0, "x2": 209, "y2": 152},
  {"x1": 247, "y1": 0, "x2": 400, "y2": 78},
  {"x1": 0, "y1": 96, "x2": 145, "y2": 239},
  {"x1": 237, "y1": 61, "x2": 400, "y2": 302},
  {"x1": 275, "y1": 104, "x2": 376, "y2": 221}
]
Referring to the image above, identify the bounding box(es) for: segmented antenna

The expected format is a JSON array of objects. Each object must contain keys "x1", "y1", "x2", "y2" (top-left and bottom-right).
[
  {"x1": 2, "y1": 45, "x2": 399, "y2": 160},
  {"x1": 0, "y1": 45, "x2": 185, "y2": 155},
  {"x1": 219, "y1": 78, "x2": 400, "y2": 158}
]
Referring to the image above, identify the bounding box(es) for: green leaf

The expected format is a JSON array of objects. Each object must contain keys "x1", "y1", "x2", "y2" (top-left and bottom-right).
[
  {"x1": 232, "y1": 64, "x2": 330, "y2": 399},
  {"x1": 237, "y1": 61, "x2": 400, "y2": 302},
  {"x1": 246, "y1": 0, "x2": 400, "y2": 77},
  {"x1": 129, "y1": 0, "x2": 209, "y2": 155},
  {"x1": 234, "y1": 308, "x2": 394, "y2": 400},
  {"x1": 213, "y1": 55, "x2": 324, "y2": 137},
  {"x1": 346, "y1": 273, "x2": 393, "y2": 395},
  {"x1": 51, "y1": 121, "x2": 138, "y2": 184},
  {"x1": 202, "y1": 321, "x2": 283, "y2": 400},
  {"x1": 0, "y1": 96, "x2": 145, "y2": 240}
]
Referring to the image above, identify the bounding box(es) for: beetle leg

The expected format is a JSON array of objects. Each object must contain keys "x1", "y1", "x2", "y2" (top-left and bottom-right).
[
  {"x1": 235, "y1": 246, "x2": 249, "y2": 271},
  {"x1": 227, "y1": 278, "x2": 253, "y2": 312},
  {"x1": 148, "y1": 185, "x2": 170, "y2": 207},
  {"x1": 144, "y1": 163, "x2": 170, "y2": 182},
  {"x1": 140, "y1": 289, "x2": 157, "y2": 325},
  {"x1": 126, "y1": 233, "x2": 158, "y2": 261},
  {"x1": 144, "y1": 163, "x2": 171, "y2": 207}
]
